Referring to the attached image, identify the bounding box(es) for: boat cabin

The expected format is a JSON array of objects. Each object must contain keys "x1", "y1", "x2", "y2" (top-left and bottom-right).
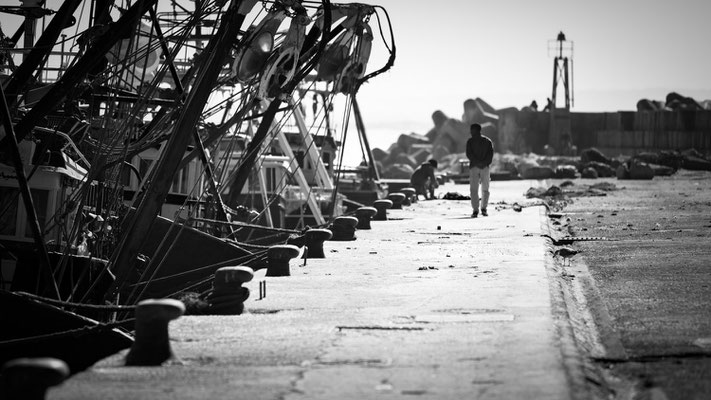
[
  {"x1": 122, "y1": 146, "x2": 205, "y2": 220},
  {"x1": 0, "y1": 138, "x2": 87, "y2": 289}
]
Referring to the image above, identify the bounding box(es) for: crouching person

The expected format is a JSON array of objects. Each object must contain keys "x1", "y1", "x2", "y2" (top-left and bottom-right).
[{"x1": 410, "y1": 159, "x2": 439, "y2": 200}]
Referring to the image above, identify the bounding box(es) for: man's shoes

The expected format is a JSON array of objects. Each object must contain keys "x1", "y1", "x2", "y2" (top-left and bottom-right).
[
  {"x1": 481, "y1": 209, "x2": 488, "y2": 217},
  {"x1": 471, "y1": 211, "x2": 478, "y2": 218}
]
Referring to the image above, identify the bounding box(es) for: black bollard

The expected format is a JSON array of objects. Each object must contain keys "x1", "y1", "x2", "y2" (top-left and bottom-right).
[
  {"x1": 208, "y1": 266, "x2": 254, "y2": 315},
  {"x1": 330, "y1": 216, "x2": 359, "y2": 241},
  {"x1": 266, "y1": 244, "x2": 300, "y2": 277},
  {"x1": 373, "y1": 199, "x2": 393, "y2": 221},
  {"x1": 387, "y1": 193, "x2": 406, "y2": 209},
  {"x1": 125, "y1": 299, "x2": 185, "y2": 366},
  {"x1": 303, "y1": 228, "x2": 332, "y2": 258},
  {"x1": 1, "y1": 357, "x2": 69, "y2": 400},
  {"x1": 400, "y1": 187, "x2": 416, "y2": 204},
  {"x1": 355, "y1": 206, "x2": 377, "y2": 229}
]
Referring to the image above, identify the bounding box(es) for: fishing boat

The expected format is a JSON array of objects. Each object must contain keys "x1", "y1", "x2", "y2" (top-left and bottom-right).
[{"x1": 0, "y1": 0, "x2": 395, "y2": 371}]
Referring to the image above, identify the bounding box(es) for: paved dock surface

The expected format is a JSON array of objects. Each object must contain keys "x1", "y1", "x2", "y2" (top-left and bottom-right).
[{"x1": 50, "y1": 181, "x2": 582, "y2": 399}]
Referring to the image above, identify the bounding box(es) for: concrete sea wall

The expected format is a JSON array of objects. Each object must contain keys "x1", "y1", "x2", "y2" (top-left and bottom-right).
[{"x1": 498, "y1": 109, "x2": 711, "y2": 156}]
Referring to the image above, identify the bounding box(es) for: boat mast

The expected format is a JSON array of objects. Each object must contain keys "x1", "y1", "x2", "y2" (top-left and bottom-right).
[
  {"x1": 105, "y1": 0, "x2": 259, "y2": 301},
  {"x1": 2, "y1": 0, "x2": 83, "y2": 107},
  {"x1": 227, "y1": 99, "x2": 282, "y2": 205},
  {"x1": 0, "y1": 0, "x2": 159, "y2": 152},
  {"x1": 228, "y1": 1, "x2": 333, "y2": 200},
  {"x1": 92, "y1": 0, "x2": 113, "y2": 26},
  {"x1": 20, "y1": 1, "x2": 40, "y2": 62},
  {"x1": 147, "y1": 6, "x2": 232, "y2": 226},
  {"x1": 352, "y1": 96, "x2": 379, "y2": 181}
]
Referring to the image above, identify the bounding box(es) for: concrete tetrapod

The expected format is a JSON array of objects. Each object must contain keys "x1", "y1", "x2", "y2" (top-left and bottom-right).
[
  {"x1": 266, "y1": 244, "x2": 301, "y2": 277},
  {"x1": 400, "y1": 187, "x2": 416, "y2": 205},
  {"x1": 330, "y1": 215, "x2": 359, "y2": 241},
  {"x1": 354, "y1": 206, "x2": 378, "y2": 230},
  {"x1": 303, "y1": 228, "x2": 332, "y2": 258},
  {"x1": 387, "y1": 192, "x2": 406, "y2": 209},
  {"x1": 1, "y1": 357, "x2": 69, "y2": 400},
  {"x1": 372, "y1": 199, "x2": 393, "y2": 221},
  {"x1": 207, "y1": 266, "x2": 254, "y2": 315},
  {"x1": 125, "y1": 299, "x2": 185, "y2": 366}
]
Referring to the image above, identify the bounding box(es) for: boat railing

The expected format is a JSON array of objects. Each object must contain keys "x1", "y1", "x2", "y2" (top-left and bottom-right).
[{"x1": 33, "y1": 127, "x2": 90, "y2": 169}]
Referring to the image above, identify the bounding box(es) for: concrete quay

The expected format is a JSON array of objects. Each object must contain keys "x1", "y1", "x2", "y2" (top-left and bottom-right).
[{"x1": 50, "y1": 181, "x2": 583, "y2": 400}]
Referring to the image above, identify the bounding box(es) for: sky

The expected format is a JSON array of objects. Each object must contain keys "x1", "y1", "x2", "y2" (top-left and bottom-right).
[
  {"x1": 1, "y1": 0, "x2": 709, "y2": 160},
  {"x1": 351, "y1": 0, "x2": 711, "y2": 150}
]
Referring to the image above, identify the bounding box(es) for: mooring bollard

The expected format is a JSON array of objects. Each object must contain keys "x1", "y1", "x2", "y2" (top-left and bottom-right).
[
  {"x1": 266, "y1": 244, "x2": 300, "y2": 277},
  {"x1": 355, "y1": 206, "x2": 377, "y2": 230},
  {"x1": 372, "y1": 199, "x2": 393, "y2": 221},
  {"x1": 303, "y1": 228, "x2": 332, "y2": 258},
  {"x1": 387, "y1": 192, "x2": 406, "y2": 210},
  {"x1": 400, "y1": 187, "x2": 416, "y2": 204},
  {"x1": 125, "y1": 299, "x2": 185, "y2": 366},
  {"x1": 330, "y1": 215, "x2": 359, "y2": 241},
  {"x1": 1, "y1": 357, "x2": 69, "y2": 400},
  {"x1": 208, "y1": 266, "x2": 254, "y2": 315}
]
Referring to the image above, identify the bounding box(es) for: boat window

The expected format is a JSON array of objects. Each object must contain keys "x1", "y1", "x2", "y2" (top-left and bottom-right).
[
  {"x1": 23, "y1": 189, "x2": 49, "y2": 238},
  {"x1": 0, "y1": 187, "x2": 19, "y2": 236},
  {"x1": 266, "y1": 167, "x2": 277, "y2": 192},
  {"x1": 138, "y1": 158, "x2": 152, "y2": 181},
  {"x1": 120, "y1": 163, "x2": 132, "y2": 186},
  {"x1": 322, "y1": 152, "x2": 331, "y2": 170},
  {"x1": 170, "y1": 165, "x2": 191, "y2": 194},
  {"x1": 295, "y1": 151, "x2": 305, "y2": 168}
]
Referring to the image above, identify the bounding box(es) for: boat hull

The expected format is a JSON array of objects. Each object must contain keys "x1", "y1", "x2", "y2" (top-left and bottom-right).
[{"x1": 0, "y1": 290, "x2": 133, "y2": 375}]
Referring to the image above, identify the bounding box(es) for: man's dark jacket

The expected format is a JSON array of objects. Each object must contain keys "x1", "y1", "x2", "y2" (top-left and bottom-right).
[{"x1": 466, "y1": 135, "x2": 494, "y2": 169}]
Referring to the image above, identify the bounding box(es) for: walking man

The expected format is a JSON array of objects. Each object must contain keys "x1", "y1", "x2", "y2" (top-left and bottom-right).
[{"x1": 466, "y1": 123, "x2": 494, "y2": 217}]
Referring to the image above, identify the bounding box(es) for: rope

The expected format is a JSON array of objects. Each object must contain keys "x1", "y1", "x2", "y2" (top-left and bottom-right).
[
  {"x1": 0, "y1": 318, "x2": 134, "y2": 347},
  {"x1": 15, "y1": 291, "x2": 137, "y2": 311}
]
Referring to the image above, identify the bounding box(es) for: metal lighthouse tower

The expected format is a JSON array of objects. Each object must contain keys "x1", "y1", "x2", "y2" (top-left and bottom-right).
[{"x1": 548, "y1": 31, "x2": 574, "y2": 154}]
